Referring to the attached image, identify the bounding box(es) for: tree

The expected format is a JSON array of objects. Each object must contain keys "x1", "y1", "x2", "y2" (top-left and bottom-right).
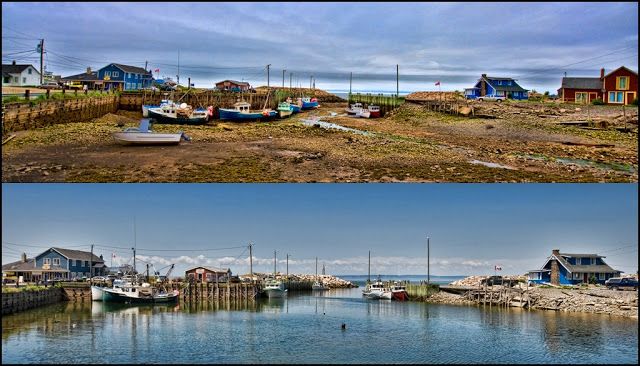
[{"x1": 544, "y1": 91, "x2": 550, "y2": 96}]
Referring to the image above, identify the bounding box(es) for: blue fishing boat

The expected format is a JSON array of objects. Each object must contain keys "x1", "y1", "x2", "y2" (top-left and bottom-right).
[
  {"x1": 218, "y1": 101, "x2": 277, "y2": 121},
  {"x1": 147, "y1": 102, "x2": 212, "y2": 125},
  {"x1": 286, "y1": 97, "x2": 302, "y2": 113},
  {"x1": 301, "y1": 97, "x2": 319, "y2": 110}
]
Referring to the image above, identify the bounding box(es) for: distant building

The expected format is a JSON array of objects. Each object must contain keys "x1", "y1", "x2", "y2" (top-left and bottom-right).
[
  {"x1": 527, "y1": 249, "x2": 622, "y2": 285},
  {"x1": 2, "y1": 60, "x2": 41, "y2": 86},
  {"x1": 96, "y1": 63, "x2": 153, "y2": 91},
  {"x1": 215, "y1": 79, "x2": 250, "y2": 92},
  {"x1": 558, "y1": 66, "x2": 638, "y2": 105},
  {"x1": 60, "y1": 68, "x2": 100, "y2": 89},
  {"x1": 2, "y1": 247, "x2": 106, "y2": 282},
  {"x1": 185, "y1": 266, "x2": 231, "y2": 282},
  {"x1": 464, "y1": 74, "x2": 529, "y2": 100}
]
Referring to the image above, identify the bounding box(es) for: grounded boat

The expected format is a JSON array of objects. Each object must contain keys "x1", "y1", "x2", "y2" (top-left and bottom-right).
[
  {"x1": 345, "y1": 102, "x2": 363, "y2": 115},
  {"x1": 390, "y1": 281, "x2": 409, "y2": 301},
  {"x1": 142, "y1": 99, "x2": 171, "y2": 117},
  {"x1": 301, "y1": 97, "x2": 319, "y2": 110},
  {"x1": 263, "y1": 278, "x2": 287, "y2": 298},
  {"x1": 218, "y1": 101, "x2": 277, "y2": 121},
  {"x1": 357, "y1": 108, "x2": 371, "y2": 119},
  {"x1": 147, "y1": 102, "x2": 211, "y2": 125},
  {"x1": 286, "y1": 97, "x2": 302, "y2": 113},
  {"x1": 368, "y1": 105, "x2": 381, "y2": 118},
  {"x1": 112, "y1": 118, "x2": 190, "y2": 145},
  {"x1": 277, "y1": 102, "x2": 294, "y2": 118},
  {"x1": 102, "y1": 282, "x2": 179, "y2": 304}
]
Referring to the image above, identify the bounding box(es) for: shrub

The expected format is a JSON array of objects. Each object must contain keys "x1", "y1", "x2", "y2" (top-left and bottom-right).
[
  {"x1": 591, "y1": 98, "x2": 604, "y2": 105},
  {"x1": 632, "y1": 98, "x2": 638, "y2": 106},
  {"x1": 588, "y1": 274, "x2": 598, "y2": 284}
]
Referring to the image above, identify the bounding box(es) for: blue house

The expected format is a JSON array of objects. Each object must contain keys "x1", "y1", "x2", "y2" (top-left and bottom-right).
[
  {"x1": 527, "y1": 249, "x2": 622, "y2": 286},
  {"x1": 464, "y1": 74, "x2": 529, "y2": 100},
  {"x1": 96, "y1": 63, "x2": 152, "y2": 91},
  {"x1": 35, "y1": 247, "x2": 106, "y2": 281}
]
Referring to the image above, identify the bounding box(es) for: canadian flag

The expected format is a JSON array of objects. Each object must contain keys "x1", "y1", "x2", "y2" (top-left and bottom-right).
[
  {"x1": 494, "y1": 265, "x2": 502, "y2": 271},
  {"x1": 435, "y1": 81, "x2": 441, "y2": 86},
  {"x1": 154, "y1": 68, "x2": 160, "y2": 73}
]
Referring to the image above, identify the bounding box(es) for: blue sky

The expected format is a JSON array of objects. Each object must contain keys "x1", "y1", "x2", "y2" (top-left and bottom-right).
[
  {"x1": 2, "y1": 184, "x2": 637, "y2": 277},
  {"x1": 2, "y1": 2, "x2": 638, "y2": 93}
]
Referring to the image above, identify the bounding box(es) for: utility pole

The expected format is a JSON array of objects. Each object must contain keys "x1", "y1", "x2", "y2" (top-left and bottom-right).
[
  {"x1": 90, "y1": 244, "x2": 94, "y2": 282},
  {"x1": 396, "y1": 64, "x2": 399, "y2": 98},
  {"x1": 289, "y1": 72, "x2": 292, "y2": 90},
  {"x1": 177, "y1": 50, "x2": 180, "y2": 86},
  {"x1": 145, "y1": 60, "x2": 148, "y2": 71},
  {"x1": 146, "y1": 263, "x2": 149, "y2": 283},
  {"x1": 39, "y1": 39, "x2": 44, "y2": 85},
  {"x1": 273, "y1": 250, "x2": 277, "y2": 276},
  {"x1": 427, "y1": 236, "x2": 430, "y2": 286},
  {"x1": 286, "y1": 254, "x2": 289, "y2": 280},
  {"x1": 132, "y1": 247, "x2": 136, "y2": 277},
  {"x1": 349, "y1": 72, "x2": 352, "y2": 97},
  {"x1": 368, "y1": 250, "x2": 371, "y2": 283},
  {"x1": 249, "y1": 243, "x2": 253, "y2": 283},
  {"x1": 310, "y1": 75, "x2": 313, "y2": 90},
  {"x1": 188, "y1": 77, "x2": 191, "y2": 90},
  {"x1": 282, "y1": 69, "x2": 285, "y2": 88},
  {"x1": 266, "y1": 64, "x2": 271, "y2": 88}
]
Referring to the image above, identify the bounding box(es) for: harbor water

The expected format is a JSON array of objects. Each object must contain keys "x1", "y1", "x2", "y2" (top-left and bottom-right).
[{"x1": 2, "y1": 287, "x2": 637, "y2": 364}]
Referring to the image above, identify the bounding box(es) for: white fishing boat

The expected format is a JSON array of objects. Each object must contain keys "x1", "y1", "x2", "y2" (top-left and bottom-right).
[
  {"x1": 112, "y1": 118, "x2": 190, "y2": 145},
  {"x1": 142, "y1": 99, "x2": 171, "y2": 117},
  {"x1": 356, "y1": 108, "x2": 371, "y2": 118},
  {"x1": 345, "y1": 102, "x2": 363, "y2": 115},
  {"x1": 263, "y1": 278, "x2": 287, "y2": 298},
  {"x1": 147, "y1": 102, "x2": 212, "y2": 125},
  {"x1": 91, "y1": 285, "x2": 105, "y2": 301}
]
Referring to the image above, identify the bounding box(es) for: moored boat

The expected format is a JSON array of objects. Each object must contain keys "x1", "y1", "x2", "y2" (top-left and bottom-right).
[
  {"x1": 147, "y1": 102, "x2": 211, "y2": 125},
  {"x1": 286, "y1": 97, "x2": 302, "y2": 113},
  {"x1": 390, "y1": 281, "x2": 409, "y2": 301},
  {"x1": 91, "y1": 285, "x2": 105, "y2": 301},
  {"x1": 142, "y1": 99, "x2": 171, "y2": 117},
  {"x1": 218, "y1": 101, "x2": 277, "y2": 121},
  {"x1": 277, "y1": 102, "x2": 294, "y2": 118},
  {"x1": 263, "y1": 278, "x2": 287, "y2": 298},
  {"x1": 345, "y1": 102, "x2": 363, "y2": 115},
  {"x1": 363, "y1": 278, "x2": 386, "y2": 299},
  {"x1": 312, "y1": 257, "x2": 329, "y2": 291},
  {"x1": 102, "y1": 282, "x2": 179, "y2": 304},
  {"x1": 368, "y1": 105, "x2": 381, "y2": 118},
  {"x1": 301, "y1": 96, "x2": 319, "y2": 110}
]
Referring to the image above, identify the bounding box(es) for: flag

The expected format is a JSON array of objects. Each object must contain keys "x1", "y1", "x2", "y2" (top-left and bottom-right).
[
  {"x1": 112, "y1": 253, "x2": 116, "y2": 258},
  {"x1": 494, "y1": 265, "x2": 502, "y2": 271},
  {"x1": 435, "y1": 81, "x2": 440, "y2": 86},
  {"x1": 154, "y1": 68, "x2": 160, "y2": 73}
]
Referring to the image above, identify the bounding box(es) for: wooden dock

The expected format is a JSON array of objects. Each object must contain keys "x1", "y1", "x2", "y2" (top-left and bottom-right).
[
  {"x1": 348, "y1": 93, "x2": 403, "y2": 116},
  {"x1": 406, "y1": 99, "x2": 476, "y2": 117},
  {"x1": 463, "y1": 285, "x2": 533, "y2": 308}
]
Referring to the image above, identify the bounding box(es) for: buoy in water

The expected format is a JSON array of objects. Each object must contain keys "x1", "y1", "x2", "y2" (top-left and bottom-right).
[{"x1": 341, "y1": 323, "x2": 346, "y2": 330}]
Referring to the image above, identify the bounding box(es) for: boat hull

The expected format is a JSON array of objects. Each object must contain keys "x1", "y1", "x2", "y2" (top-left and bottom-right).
[
  {"x1": 290, "y1": 104, "x2": 301, "y2": 113},
  {"x1": 147, "y1": 109, "x2": 209, "y2": 125},
  {"x1": 301, "y1": 101, "x2": 319, "y2": 110},
  {"x1": 142, "y1": 104, "x2": 160, "y2": 117},
  {"x1": 391, "y1": 291, "x2": 409, "y2": 301},
  {"x1": 264, "y1": 289, "x2": 287, "y2": 298},
  {"x1": 102, "y1": 289, "x2": 179, "y2": 304},
  {"x1": 278, "y1": 109, "x2": 293, "y2": 118},
  {"x1": 369, "y1": 110, "x2": 381, "y2": 118},
  {"x1": 112, "y1": 132, "x2": 182, "y2": 145},
  {"x1": 91, "y1": 286, "x2": 104, "y2": 301},
  {"x1": 218, "y1": 108, "x2": 277, "y2": 121}
]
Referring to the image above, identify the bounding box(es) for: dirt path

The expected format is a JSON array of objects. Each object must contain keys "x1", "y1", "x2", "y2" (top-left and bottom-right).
[{"x1": 2, "y1": 103, "x2": 637, "y2": 182}]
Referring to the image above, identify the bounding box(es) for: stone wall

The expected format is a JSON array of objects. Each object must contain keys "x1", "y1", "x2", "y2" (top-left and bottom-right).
[{"x1": 2, "y1": 287, "x2": 63, "y2": 315}]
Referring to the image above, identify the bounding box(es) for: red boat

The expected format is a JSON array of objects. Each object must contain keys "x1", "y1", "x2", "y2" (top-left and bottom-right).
[
  {"x1": 390, "y1": 282, "x2": 409, "y2": 301},
  {"x1": 368, "y1": 105, "x2": 381, "y2": 118}
]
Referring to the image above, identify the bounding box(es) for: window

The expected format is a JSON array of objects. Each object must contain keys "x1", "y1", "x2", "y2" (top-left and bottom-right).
[
  {"x1": 598, "y1": 273, "x2": 605, "y2": 280},
  {"x1": 576, "y1": 92, "x2": 588, "y2": 104},
  {"x1": 105, "y1": 71, "x2": 111, "y2": 77},
  {"x1": 44, "y1": 258, "x2": 51, "y2": 265},
  {"x1": 85, "y1": 261, "x2": 89, "y2": 267},
  {"x1": 14, "y1": 77, "x2": 18, "y2": 83},
  {"x1": 573, "y1": 272, "x2": 580, "y2": 280},
  {"x1": 3, "y1": 76, "x2": 9, "y2": 83},
  {"x1": 22, "y1": 77, "x2": 26, "y2": 83},
  {"x1": 53, "y1": 258, "x2": 60, "y2": 266},
  {"x1": 616, "y1": 76, "x2": 629, "y2": 90},
  {"x1": 76, "y1": 259, "x2": 81, "y2": 267},
  {"x1": 113, "y1": 71, "x2": 119, "y2": 77},
  {"x1": 28, "y1": 68, "x2": 32, "y2": 74},
  {"x1": 609, "y1": 92, "x2": 624, "y2": 104},
  {"x1": 125, "y1": 73, "x2": 129, "y2": 78}
]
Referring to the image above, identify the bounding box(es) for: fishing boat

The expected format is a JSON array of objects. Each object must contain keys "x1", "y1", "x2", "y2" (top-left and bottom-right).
[
  {"x1": 286, "y1": 97, "x2": 302, "y2": 113},
  {"x1": 312, "y1": 257, "x2": 329, "y2": 291},
  {"x1": 102, "y1": 282, "x2": 179, "y2": 304},
  {"x1": 112, "y1": 118, "x2": 190, "y2": 145},
  {"x1": 357, "y1": 108, "x2": 371, "y2": 119},
  {"x1": 91, "y1": 285, "x2": 105, "y2": 301},
  {"x1": 277, "y1": 102, "x2": 294, "y2": 118},
  {"x1": 301, "y1": 96, "x2": 319, "y2": 110},
  {"x1": 147, "y1": 102, "x2": 211, "y2": 125},
  {"x1": 345, "y1": 102, "x2": 363, "y2": 115},
  {"x1": 218, "y1": 101, "x2": 277, "y2": 121},
  {"x1": 263, "y1": 278, "x2": 287, "y2": 298},
  {"x1": 390, "y1": 281, "x2": 409, "y2": 301},
  {"x1": 142, "y1": 99, "x2": 171, "y2": 117},
  {"x1": 368, "y1": 105, "x2": 381, "y2": 118},
  {"x1": 363, "y1": 278, "x2": 386, "y2": 299}
]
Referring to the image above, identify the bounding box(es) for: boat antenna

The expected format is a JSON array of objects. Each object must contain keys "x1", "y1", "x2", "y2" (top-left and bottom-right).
[
  {"x1": 368, "y1": 250, "x2": 371, "y2": 284},
  {"x1": 273, "y1": 250, "x2": 277, "y2": 276}
]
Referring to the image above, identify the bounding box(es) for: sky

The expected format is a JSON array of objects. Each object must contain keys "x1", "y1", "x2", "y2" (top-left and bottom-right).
[
  {"x1": 2, "y1": 184, "x2": 637, "y2": 277},
  {"x1": 2, "y1": 2, "x2": 638, "y2": 94}
]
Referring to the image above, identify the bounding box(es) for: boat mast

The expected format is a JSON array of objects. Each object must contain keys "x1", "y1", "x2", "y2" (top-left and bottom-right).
[
  {"x1": 315, "y1": 256, "x2": 318, "y2": 282},
  {"x1": 368, "y1": 250, "x2": 371, "y2": 284},
  {"x1": 273, "y1": 250, "x2": 277, "y2": 276}
]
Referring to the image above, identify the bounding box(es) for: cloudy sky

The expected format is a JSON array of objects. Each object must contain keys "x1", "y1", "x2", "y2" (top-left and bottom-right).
[
  {"x1": 2, "y1": 184, "x2": 637, "y2": 277},
  {"x1": 2, "y1": 2, "x2": 638, "y2": 94}
]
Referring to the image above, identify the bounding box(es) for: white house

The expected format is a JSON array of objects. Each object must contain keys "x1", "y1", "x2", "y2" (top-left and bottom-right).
[{"x1": 2, "y1": 61, "x2": 41, "y2": 87}]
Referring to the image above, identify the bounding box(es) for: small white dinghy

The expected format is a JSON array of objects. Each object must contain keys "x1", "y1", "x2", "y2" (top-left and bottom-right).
[{"x1": 112, "y1": 118, "x2": 190, "y2": 145}]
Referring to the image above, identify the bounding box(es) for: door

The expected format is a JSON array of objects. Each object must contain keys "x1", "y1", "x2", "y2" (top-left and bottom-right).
[
  {"x1": 626, "y1": 92, "x2": 635, "y2": 105},
  {"x1": 583, "y1": 273, "x2": 589, "y2": 283},
  {"x1": 589, "y1": 93, "x2": 598, "y2": 103}
]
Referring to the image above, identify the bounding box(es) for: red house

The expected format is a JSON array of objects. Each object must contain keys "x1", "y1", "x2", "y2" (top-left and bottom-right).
[{"x1": 558, "y1": 66, "x2": 637, "y2": 105}]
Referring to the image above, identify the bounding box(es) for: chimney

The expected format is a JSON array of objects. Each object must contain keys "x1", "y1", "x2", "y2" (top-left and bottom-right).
[
  {"x1": 552, "y1": 249, "x2": 560, "y2": 256},
  {"x1": 12, "y1": 60, "x2": 16, "y2": 65},
  {"x1": 86, "y1": 67, "x2": 92, "y2": 74},
  {"x1": 600, "y1": 68, "x2": 605, "y2": 80},
  {"x1": 481, "y1": 73, "x2": 487, "y2": 78},
  {"x1": 21, "y1": 252, "x2": 27, "y2": 263},
  {"x1": 99, "y1": 254, "x2": 103, "y2": 260}
]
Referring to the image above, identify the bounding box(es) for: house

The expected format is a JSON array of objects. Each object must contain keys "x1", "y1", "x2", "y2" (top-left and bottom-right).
[
  {"x1": 60, "y1": 68, "x2": 100, "y2": 89},
  {"x1": 185, "y1": 266, "x2": 232, "y2": 282},
  {"x1": 2, "y1": 60, "x2": 41, "y2": 86},
  {"x1": 557, "y1": 66, "x2": 638, "y2": 105},
  {"x1": 2, "y1": 253, "x2": 67, "y2": 283},
  {"x1": 215, "y1": 79, "x2": 250, "y2": 92},
  {"x1": 464, "y1": 74, "x2": 529, "y2": 100},
  {"x1": 96, "y1": 63, "x2": 153, "y2": 91},
  {"x1": 527, "y1": 249, "x2": 622, "y2": 285}
]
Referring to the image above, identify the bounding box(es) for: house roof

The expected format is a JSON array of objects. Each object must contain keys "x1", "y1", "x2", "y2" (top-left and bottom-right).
[
  {"x1": 559, "y1": 253, "x2": 604, "y2": 258},
  {"x1": 185, "y1": 266, "x2": 231, "y2": 273},
  {"x1": 604, "y1": 66, "x2": 638, "y2": 78},
  {"x1": 553, "y1": 255, "x2": 619, "y2": 274},
  {"x1": 104, "y1": 63, "x2": 151, "y2": 75},
  {"x1": 49, "y1": 247, "x2": 104, "y2": 262},
  {"x1": 480, "y1": 76, "x2": 528, "y2": 92},
  {"x1": 2, "y1": 63, "x2": 37, "y2": 74},
  {"x1": 216, "y1": 79, "x2": 250, "y2": 86},
  {"x1": 560, "y1": 77, "x2": 602, "y2": 90},
  {"x1": 61, "y1": 72, "x2": 99, "y2": 81},
  {"x1": 2, "y1": 258, "x2": 36, "y2": 272}
]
